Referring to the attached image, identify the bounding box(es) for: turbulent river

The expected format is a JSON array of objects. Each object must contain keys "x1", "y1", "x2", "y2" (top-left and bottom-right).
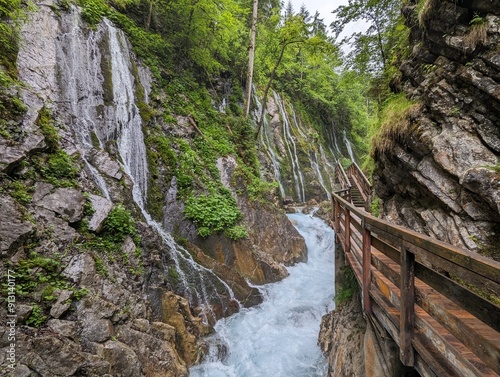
[{"x1": 190, "y1": 213, "x2": 335, "y2": 377}]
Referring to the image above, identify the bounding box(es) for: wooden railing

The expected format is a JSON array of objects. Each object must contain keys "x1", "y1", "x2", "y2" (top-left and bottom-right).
[
  {"x1": 331, "y1": 191, "x2": 500, "y2": 377},
  {"x1": 347, "y1": 161, "x2": 372, "y2": 204},
  {"x1": 335, "y1": 161, "x2": 351, "y2": 192}
]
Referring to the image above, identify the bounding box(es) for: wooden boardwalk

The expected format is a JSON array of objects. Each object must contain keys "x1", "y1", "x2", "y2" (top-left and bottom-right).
[{"x1": 332, "y1": 163, "x2": 500, "y2": 377}]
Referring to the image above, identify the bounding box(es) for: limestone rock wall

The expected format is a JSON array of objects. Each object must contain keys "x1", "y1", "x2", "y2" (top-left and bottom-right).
[
  {"x1": 373, "y1": 0, "x2": 500, "y2": 258},
  {"x1": 0, "y1": 1, "x2": 308, "y2": 375}
]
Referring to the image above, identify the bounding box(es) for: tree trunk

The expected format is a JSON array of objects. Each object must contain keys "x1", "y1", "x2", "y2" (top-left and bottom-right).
[
  {"x1": 243, "y1": 0, "x2": 259, "y2": 118},
  {"x1": 146, "y1": 0, "x2": 153, "y2": 32}
]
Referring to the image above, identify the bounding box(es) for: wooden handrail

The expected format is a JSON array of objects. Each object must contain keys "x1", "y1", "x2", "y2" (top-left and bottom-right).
[
  {"x1": 332, "y1": 191, "x2": 500, "y2": 377},
  {"x1": 347, "y1": 162, "x2": 372, "y2": 207},
  {"x1": 335, "y1": 161, "x2": 351, "y2": 191}
]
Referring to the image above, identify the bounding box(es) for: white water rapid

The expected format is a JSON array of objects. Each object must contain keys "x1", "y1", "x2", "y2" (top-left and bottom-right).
[{"x1": 190, "y1": 213, "x2": 335, "y2": 377}]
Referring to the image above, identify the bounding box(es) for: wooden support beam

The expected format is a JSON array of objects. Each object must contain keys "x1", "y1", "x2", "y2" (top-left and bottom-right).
[
  {"x1": 363, "y1": 226, "x2": 372, "y2": 312},
  {"x1": 400, "y1": 248, "x2": 415, "y2": 366},
  {"x1": 345, "y1": 209, "x2": 351, "y2": 253}
]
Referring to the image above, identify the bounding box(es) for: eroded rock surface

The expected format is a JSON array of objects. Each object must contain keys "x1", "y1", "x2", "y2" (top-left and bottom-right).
[{"x1": 374, "y1": 0, "x2": 500, "y2": 258}]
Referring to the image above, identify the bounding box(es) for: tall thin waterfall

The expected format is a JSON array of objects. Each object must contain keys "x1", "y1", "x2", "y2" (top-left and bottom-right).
[
  {"x1": 56, "y1": 12, "x2": 239, "y2": 324},
  {"x1": 253, "y1": 91, "x2": 286, "y2": 198},
  {"x1": 273, "y1": 92, "x2": 306, "y2": 202},
  {"x1": 310, "y1": 151, "x2": 330, "y2": 199},
  {"x1": 343, "y1": 129, "x2": 356, "y2": 162}
]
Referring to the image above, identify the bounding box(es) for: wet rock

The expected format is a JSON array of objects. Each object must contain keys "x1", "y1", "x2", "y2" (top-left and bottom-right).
[
  {"x1": 49, "y1": 289, "x2": 73, "y2": 319},
  {"x1": 62, "y1": 254, "x2": 95, "y2": 286},
  {"x1": 17, "y1": 305, "x2": 34, "y2": 323},
  {"x1": 0, "y1": 196, "x2": 34, "y2": 257},
  {"x1": 88, "y1": 194, "x2": 113, "y2": 233},
  {"x1": 150, "y1": 289, "x2": 207, "y2": 367},
  {"x1": 88, "y1": 149, "x2": 123, "y2": 180},
  {"x1": 47, "y1": 319, "x2": 77, "y2": 338},
  {"x1": 102, "y1": 340, "x2": 141, "y2": 377},
  {"x1": 37, "y1": 188, "x2": 85, "y2": 223},
  {"x1": 0, "y1": 134, "x2": 46, "y2": 173},
  {"x1": 26, "y1": 337, "x2": 85, "y2": 376},
  {"x1": 35, "y1": 208, "x2": 80, "y2": 244},
  {"x1": 81, "y1": 314, "x2": 114, "y2": 343}
]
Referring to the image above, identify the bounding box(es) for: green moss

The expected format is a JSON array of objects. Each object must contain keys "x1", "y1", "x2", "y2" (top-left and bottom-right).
[
  {"x1": 336, "y1": 266, "x2": 359, "y2": 307},
  {"x1": 9, "y1": 180, "x2": 32, "y2": 204},
  {"x1": 36, "y1": 106, "x2": 60, "y2": 150},
  {"x1": 37, "y1": 150, "x2": 80, "y2": 187}
]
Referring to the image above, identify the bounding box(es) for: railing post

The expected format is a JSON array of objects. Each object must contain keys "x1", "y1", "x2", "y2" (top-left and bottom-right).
[
  {"x1": 334, "y1": 198, "x2": 340, "y2": 236},
  {"x1": 362, "y1": 224, "x2": 371, "y2": 312},
  {"x1": 345, "y1": 209, "x2": 351, "y2": 253},
  {"x1": 400, "y1": 248, "x2": 415, "y2": 367}
]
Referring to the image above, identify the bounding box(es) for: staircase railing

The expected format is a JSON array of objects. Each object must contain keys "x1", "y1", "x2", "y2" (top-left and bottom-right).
[
  {"x1": 347, "y1": 161, "x2": 372, "y2": 211},
  {"x1": 335, "y1": 161, "x2": 351, "y2": 192},
  {"x1": 332, "y1": 191, "x2": 500, "y2": 377}
]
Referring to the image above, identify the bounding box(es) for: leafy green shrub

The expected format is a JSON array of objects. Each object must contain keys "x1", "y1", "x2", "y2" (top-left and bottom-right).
[
  {"x1": 184, "y1": 193, "x2": 242, "y2": 237},
  {"x1": 80, "y1": 0, "x2": 108, "y2": 26},
  {"x1": 102, "y1": 204, "x2": 137, "y2": 242},
  {"x1": 38, "y1": 150, "x2": 80, "y2": 186},
  {"x1": 26, "y1": 304, "x2": 47, "y2": 327},
  {"x1": 225, "y1": 225, "x2": 248, "y2": 240}
]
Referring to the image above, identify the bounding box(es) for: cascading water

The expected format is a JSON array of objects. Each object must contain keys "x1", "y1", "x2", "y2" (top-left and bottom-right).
[
  {"x1": 319, "y1": 145, "x2": 338, "y2": 194},
  {"x1": 274, "y1": 92, "x2": 306, "y2": 202},
  {"x1": 253, "y1": 91, "x2": 286, "y2": 198},
  {"x1": 310, "y1": 151, "x2": 330, "y2": 199},
  {"x1": 56, "y1": 11, "x2": 238, "y2": 324},
  {"x1": 190, "y1": 213, "x2": 335, "y2": 377},
  {"x1": 343, "y1": 129, "x2": 356, "y2": 162}
]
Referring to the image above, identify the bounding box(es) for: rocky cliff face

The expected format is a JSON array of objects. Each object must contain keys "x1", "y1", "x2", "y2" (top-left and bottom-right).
[
  {"x1": 257, "y1": 92, "x2": 340, "y2": 204},
  {"x1": 373, "y1": 0, "x2": 500, "y2": 258},
  {"x1": 0, "y1": 2, "x2": 308, "y2": 375}
]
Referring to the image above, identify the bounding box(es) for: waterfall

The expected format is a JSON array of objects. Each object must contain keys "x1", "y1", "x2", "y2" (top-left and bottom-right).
[
  {"x1": 273, "y1": 92, "x2": 306, "y2": 202},
  {"x1": 319, "y1": 146, "x2": 337, "y2": 194},
  {"x1": 253, "y1": 91, "x2": 286, "y2": 198},
  {"x1": 56, "y1": 12, "x2": 239, "y2": 324},
  {"x1": 343, "y1": 129, "x2": 356, "y2": 162},
  {"x1": 190, "y1": 213, "x2": 335, "y2": 377},
  {"x1": 310, "y1": 151, "x2": 330, "y2": 199}
]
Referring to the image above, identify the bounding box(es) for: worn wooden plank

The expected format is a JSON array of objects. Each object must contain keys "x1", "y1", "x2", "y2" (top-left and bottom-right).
[
  {"x1": 364, "y1": 217, "x2": 500, "y2": 284},
  {"x1": 367, "y1": 222, "x2": 500, "y2": 297},
  {"x1": 400, "y1": 248, "x2": 415, "y2": 366},
  {"x1": 363, "y1": 228, "x2": 372, "y2": 313},
  {"x1": 345, "y1": 209, "x2": 351, "y2": 254},
  {"x1": 371, "y1": 246, "x2": 500, "y2": 373},
  {"x1": 415, "y1": 288, "x2": 500, "y2": 374},
  {"x1": 415, "y1": 263, "x2": 500, "y2": 332},
  {"x1": 371, "y1": 236, "x2": 400, "y2": 264},
  {"x1": 370, "y1": 266, "x2": 494, "y2": 376},
  {"x1": 415, "y1": 306, "x2": 496, "y2": 377}
]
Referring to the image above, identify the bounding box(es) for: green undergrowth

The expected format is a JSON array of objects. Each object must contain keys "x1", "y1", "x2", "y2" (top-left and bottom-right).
[
  {"x1": 370, "y1": 93, "x2": 421, "y2": 158},
  {"x1": 336, "y1": 265, "x2": 359, "y2": 307},
  {"x1": 2, "y1": 251, "x2": 89, "y2": 327},
  {"x1": 76, "y1": 202, "x2": 143, "y2": 277}
]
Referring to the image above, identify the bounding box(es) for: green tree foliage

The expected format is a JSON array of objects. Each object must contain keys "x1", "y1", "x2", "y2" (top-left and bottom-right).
[{"x1": 331, "y1": 0, "x2": 402, "y2": 73}]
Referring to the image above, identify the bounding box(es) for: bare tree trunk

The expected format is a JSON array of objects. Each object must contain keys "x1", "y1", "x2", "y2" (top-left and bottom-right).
[
  {"x1": 243, "y1": 0, "x2": 259, "y2": 118},
  {"x1": 146, "y1": 0, "x2": 153, "y2": 31}
]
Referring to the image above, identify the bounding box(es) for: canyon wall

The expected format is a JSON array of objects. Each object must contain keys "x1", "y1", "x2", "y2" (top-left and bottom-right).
[{"x1": 373, "y1": 0, "x2": 500, "y2": 258}]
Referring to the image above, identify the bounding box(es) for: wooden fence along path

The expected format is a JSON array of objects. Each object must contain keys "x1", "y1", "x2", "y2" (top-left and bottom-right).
[{"x1": 332, "y1": 163, "x2": 500, "y2": 377}]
